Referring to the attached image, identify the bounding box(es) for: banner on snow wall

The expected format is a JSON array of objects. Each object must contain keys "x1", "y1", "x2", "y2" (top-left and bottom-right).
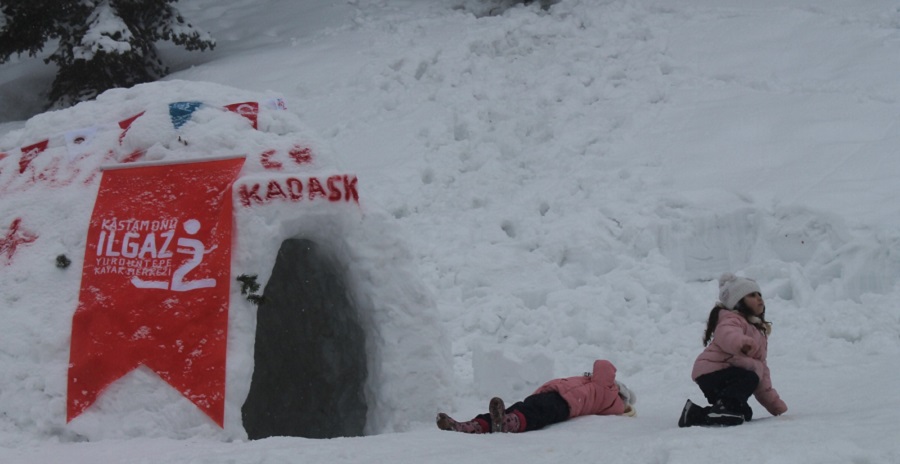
[{"x1": 67, "y1": 156, "x2": 246, "y2": 427}]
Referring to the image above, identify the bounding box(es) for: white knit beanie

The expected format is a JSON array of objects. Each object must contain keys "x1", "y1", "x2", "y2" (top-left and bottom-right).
[
  {"x1": 616, "y1": 381, "x2": 636, "y2": 406},
  {"x1": 718, "y1": 272, "x2": 761, "y2": 310}
]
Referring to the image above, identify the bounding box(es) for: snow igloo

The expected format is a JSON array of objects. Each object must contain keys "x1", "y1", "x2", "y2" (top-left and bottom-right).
[{"x1": 0, "y1": 80, "x2": 451, "y2": 443}]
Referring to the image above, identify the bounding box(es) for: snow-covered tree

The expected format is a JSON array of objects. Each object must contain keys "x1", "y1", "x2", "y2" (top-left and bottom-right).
[{"x1": 0, "y1": 0, "x2": 215, "y2": 108}]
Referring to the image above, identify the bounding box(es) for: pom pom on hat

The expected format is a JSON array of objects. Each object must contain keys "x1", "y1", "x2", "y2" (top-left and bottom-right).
[{"x1": 718, "y1": 272, "x2": 761, "y2": 310}]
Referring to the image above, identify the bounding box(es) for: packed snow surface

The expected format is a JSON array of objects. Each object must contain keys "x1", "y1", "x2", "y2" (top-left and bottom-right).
[{"x1": 1, "y1": 0, "x2": 899, "y2": 463}]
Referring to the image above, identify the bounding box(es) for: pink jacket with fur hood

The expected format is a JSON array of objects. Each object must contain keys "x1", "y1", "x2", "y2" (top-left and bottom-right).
[
  {"x1": 692, "y1": 309, "x2": 787, "y2": 416},
  {"x1": 533, "y1": 359, "x2": 626, "y2": 418}
]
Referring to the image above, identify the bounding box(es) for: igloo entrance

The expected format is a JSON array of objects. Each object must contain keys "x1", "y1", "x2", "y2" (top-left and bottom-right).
[{"x1": 241, "y1": 238, "x2": 367, "y2": 439}]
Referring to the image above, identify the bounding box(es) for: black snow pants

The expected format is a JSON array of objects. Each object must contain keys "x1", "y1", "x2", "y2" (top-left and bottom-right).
[
  {"x1": 695, "y1": 366, "x2": 759, "y2": 421},
  {"x1": 475, "y1": 391, "x2": 571, "y2": 432}
]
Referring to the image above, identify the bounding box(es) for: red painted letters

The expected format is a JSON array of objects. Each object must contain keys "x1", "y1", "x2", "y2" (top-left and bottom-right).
[{"x1": 237, "y1": 175, "x2": 359, "y2": 207}]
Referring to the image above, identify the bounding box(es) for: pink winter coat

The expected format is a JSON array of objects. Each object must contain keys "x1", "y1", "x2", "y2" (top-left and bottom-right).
[
  {"x1": 533, "y1": 359, "x2": 626, "y2": 418},
  {"x1": 692, "y1": 309, "x2": 787, "y2": 416}
]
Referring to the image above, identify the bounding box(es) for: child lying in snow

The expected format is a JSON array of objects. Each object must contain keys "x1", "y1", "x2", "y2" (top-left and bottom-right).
[{"x1": 436, "y1": 359, "x2": 636, "y2": 433}]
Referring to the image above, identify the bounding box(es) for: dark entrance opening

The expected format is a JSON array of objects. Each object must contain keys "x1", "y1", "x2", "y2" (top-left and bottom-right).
[{"x1": 241, "y1": 238, "x2": 367, "y2": 439}]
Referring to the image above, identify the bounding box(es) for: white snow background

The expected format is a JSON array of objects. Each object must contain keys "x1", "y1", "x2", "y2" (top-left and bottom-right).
[{"x1": 2, "y1": 0, "x2": 900, "y2": 462}]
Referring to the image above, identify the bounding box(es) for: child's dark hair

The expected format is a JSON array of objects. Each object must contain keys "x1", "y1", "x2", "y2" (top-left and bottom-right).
[{"x1": 702, "y1": 298, "x2": 772, "y2": 346}]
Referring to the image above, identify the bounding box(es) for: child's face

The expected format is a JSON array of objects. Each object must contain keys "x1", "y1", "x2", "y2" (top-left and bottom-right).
[{"x1": 742, "y1": 292, "x2": 765, "y2": 316}]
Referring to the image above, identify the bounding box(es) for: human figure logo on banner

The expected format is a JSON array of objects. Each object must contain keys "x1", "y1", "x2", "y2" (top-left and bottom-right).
[{"x1": 132, "y1": 218, "x2": 217, "y2": 291}]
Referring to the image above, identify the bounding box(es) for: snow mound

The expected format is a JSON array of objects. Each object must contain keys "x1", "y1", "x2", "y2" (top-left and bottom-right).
[{"x1": 0, "y1": 80, "x2": 451, "y2": 443}]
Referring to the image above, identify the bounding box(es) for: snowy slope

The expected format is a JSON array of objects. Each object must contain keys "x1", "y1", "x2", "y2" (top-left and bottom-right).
[{"x1": 1, "y1": 0, "x2": 900, "y2": 463}]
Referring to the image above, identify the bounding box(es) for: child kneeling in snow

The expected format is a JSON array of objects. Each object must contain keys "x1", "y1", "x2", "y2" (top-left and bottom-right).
[
  {"x1": 436, "y1": 359, "x2": 636, "y2": 434},
  {"x1": 678, "y1": 273, "x2": 788, "y2": 427}
]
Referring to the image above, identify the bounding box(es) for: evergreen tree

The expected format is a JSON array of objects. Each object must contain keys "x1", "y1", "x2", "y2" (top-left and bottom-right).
[{"x1": 0, "y1": 0, "x2": 215, "y2": 108}]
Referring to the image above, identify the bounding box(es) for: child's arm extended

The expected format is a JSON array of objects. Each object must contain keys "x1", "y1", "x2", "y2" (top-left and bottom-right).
[{"x1": 755, "y1": 366, "x2": 788, "y2": 416}]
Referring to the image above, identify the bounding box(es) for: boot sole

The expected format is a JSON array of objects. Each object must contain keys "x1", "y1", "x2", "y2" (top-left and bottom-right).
[
  {"x1": 706, "y1": 412, "x2": 745, "y2": 426},
  {"x1": 489, "y1": 397, "x2": 505, "y2": 433},
  {"x1": 678, "y1": 399, "x2": 697, "y2": 428},
  {"x1": 436, "y1": 413, "x2": 455, "y2": 431}
]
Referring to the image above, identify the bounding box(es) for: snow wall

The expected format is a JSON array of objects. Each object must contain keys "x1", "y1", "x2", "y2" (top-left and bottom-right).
[{"x1": 0, "y1": 80, "x2": 452, "y2": 443}]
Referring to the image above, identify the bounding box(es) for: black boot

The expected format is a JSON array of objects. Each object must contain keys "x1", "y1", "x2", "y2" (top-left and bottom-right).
[
  {"x1": 706, "y1": 398, "x2": 745, "y2": 426},
  {"x1": 677, "y1": 399, "x2": 709, "y2": 427},
  {"x1": 740, "y1": 401, "x2": 753, "y2": 422}
]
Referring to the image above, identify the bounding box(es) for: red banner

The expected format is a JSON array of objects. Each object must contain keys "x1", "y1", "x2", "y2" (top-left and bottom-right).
[
  {"x1": 19, "y1": 139, "x2": 48, "y2": 174},
  {"x1": 117, "y1": 111, "x2": 145, "y2": 144},
  {"x1": 67, "y1": 156, "x2": 245, "y2": 427},
  {"x1": 225, "y1": 102, "x2": 259, "y2": 130}
]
